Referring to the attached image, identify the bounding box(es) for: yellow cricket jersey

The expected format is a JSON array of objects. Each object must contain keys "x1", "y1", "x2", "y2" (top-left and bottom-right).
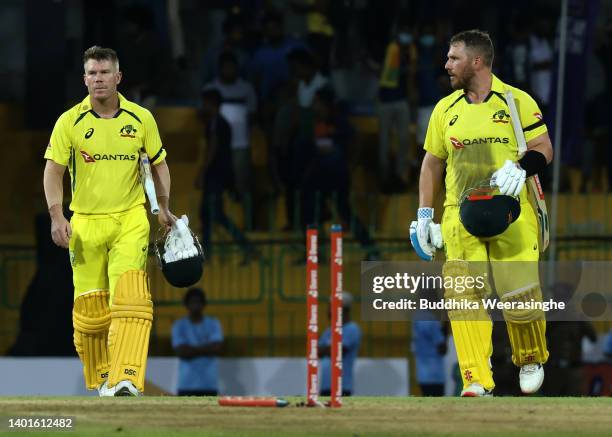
[
  {"x1": 44, "y1": 93, "x2": 167, "y2": 214},
  {"x1": 424, "y1": 74, "x2": 547, "y2": 207}
]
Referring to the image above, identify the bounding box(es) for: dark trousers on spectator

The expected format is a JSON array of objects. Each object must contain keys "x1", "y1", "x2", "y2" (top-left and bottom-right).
[
  {"x1": 200, "y1": 178, "x2": 251, "y2": 254},
  {"x1": 300, "y1": 163, "x2": 376, "y2": 253}
]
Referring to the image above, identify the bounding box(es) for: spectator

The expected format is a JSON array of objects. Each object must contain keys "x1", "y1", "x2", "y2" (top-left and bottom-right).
[
  {"x1": 116, "y1": 4, "x2": 168, "y2": 109},
  {"x1": 604, "y1": 329, "x2": 612, "y2": 359},
  {"x1": 377, "y1": 25, "x2": 417, "y2": 191},
  {"x1": 319, "y1": 292, "x2": 361, "y2": 396},
  {"x1": 412, "y1": 317, "x2": 448, "y2": 396},
  {"x1": 415, "y1": 24, "x2": 446, "y2": 180},
  {"x1": 197, "y1": 88, "x2": 255, "y2": 262},
  {"x1": 509, "y1": 22, "x2": 530, "y2": 91},
  {"x1": 203, "y1": 51, "x2": 257, "y2": 202},
  {"x1": 270, "y1": 55, "x2": 302, "y2": 230},
  {"x1": 201, "y1": 13, "x2": 250, "y2": 84},
  {"x1": 248, "y1": 11, "x2": 306, "y2": 135},
  {"x1": 290, "y1": 48, "x2": 328, "y2": 109},
  {"x1": 172, "y1": 288, "x2": 223, "y2": 396},
  {"x1": 290, "y1": 0, "x2": 335, "y2": 73},
  {"x1": 299, "y1": 87, "x2": 379, "y2": 258},
  {"x1": 248, "y1": 12, "x2": 305, "y2": 102},
  {"x1": 528, "y1": 17, "x2": 554, "y2": 115}
]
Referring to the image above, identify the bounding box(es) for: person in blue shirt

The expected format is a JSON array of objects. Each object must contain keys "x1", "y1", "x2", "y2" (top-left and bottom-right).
[
  {"x1": 319, "y1": 291, "x2": 361, "y2": 396},
  {"x1": 412, "y1": 316, "x2": 448, "y2": 396},
  {"x1": 172, "y1": 288, "x2": 223, "y2": 396},
  {"x1": 605, "y1": 329, "x2": 612, "y2": 360}
]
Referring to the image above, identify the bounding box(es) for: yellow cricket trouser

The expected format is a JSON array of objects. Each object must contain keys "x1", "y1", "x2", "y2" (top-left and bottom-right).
[
  {"x1": 69, "y1": 205, "x2": 149, "y2": 301},
  {"x1": 442, "y1": 203, "x2": 549, "y2": 392}
]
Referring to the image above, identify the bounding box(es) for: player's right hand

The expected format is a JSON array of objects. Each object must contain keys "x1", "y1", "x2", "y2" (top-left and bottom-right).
[
  {"x1": 492, "y1": 159, "x2": 526, "y2": 197},
  {"x1": 50, "y1": 215, "x2": 72, "y2": 248},
  {"x1": 410, "y1": 207, "x2": 443, "y2": 261}
]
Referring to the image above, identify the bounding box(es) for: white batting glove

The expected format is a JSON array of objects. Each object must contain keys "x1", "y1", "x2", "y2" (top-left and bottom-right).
[
  {"x1": 410, "y1": 208, "x2": 444, "y2": 261},
  {"x1": 163, "y1": 215, "x2": 199, "y2": 263},
  {"x1": 492, "y1": 160, "x2": 526, "y2": 197}
]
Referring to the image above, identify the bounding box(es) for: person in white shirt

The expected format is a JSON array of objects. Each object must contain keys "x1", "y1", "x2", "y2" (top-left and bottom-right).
[{"x1": 203, "y1": 51, "x2": 257, "y2": 198}]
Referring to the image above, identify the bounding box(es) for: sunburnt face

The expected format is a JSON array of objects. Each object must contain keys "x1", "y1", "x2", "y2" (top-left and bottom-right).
[
  {"x1": 83, "y1": 59, "x2": 122, "y2": 101},
  {"x1": 444, "y1": 42, "x2": 476, "y2": 90}
]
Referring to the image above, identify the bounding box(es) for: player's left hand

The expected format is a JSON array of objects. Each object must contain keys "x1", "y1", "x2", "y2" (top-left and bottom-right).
[
  {"x1": 163, "y1": 215, "x2": 199, "y2": 262},
  {"x1": 492, "y1": 160, "x2": 526, "y2": 197},
  {"x1": 410, "y1": 208, "x2": 443, "y2": 261},
  {"x1": 158, "y1": 207, "x2": 177, "y2": 230}
]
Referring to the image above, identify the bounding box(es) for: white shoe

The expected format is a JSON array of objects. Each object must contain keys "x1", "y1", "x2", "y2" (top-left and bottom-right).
[
  {"x1": 113, "y1": 380, "x2": 141, "y2": 397},
  {"x1": 520, "y1": 363, "x2": 544, "y2": 394},
  {"x1": 97, "y1": 380, "x2": 115, "y2": 397},
  {"x1": 460, "y1": 383, "x2": 493, "y2": 397}
]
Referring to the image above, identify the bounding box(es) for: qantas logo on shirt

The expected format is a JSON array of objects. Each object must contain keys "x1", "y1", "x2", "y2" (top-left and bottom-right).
[
  {"x1": 80, "y1": 150, "x2": 96, "y2": 163},
  {"x1": 79, "y1": 151, "x2": 137, "y2": 162},
  {"x1": 450, "y1": 137, "x2": 464, "y2": 149},
  {"x1": 95, "y1": 154, "x2": 137, "y2": 161},
  {"x1": 450, "y1": 137, "x2": 510, "y2": 149},
  {"x1": 534, "y1": 112, "x2": 543, "y2": 121}
]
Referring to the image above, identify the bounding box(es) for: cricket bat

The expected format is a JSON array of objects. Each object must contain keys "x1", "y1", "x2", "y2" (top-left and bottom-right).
[
  {"x1": 505, "y1": 90, "x2": 549, "y2": 252},
  {"x1": 139, "y1": 151, "x2": 160, "y2": 215}
]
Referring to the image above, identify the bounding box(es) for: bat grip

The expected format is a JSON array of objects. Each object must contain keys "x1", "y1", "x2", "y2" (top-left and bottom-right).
[{"x1": 144, "y1": 179, "x2": 160, "y2": 215}]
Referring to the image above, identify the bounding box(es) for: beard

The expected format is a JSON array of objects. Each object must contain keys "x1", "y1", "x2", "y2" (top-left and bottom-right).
[{"x1": 450, "y1": 66, "x2": 476, "y2": 90}]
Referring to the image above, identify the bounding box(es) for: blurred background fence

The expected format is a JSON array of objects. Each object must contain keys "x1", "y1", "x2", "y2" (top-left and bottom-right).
[{"x1": 3, "y1": 193, "x2": 612, "y2": 358}]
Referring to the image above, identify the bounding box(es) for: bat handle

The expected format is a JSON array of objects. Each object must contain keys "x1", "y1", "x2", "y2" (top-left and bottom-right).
[{"x1": 144, "y1": 179, "x2": 160, "y2": 215}]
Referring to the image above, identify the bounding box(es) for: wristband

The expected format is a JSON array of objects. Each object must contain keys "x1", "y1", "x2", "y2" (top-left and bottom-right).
[
  {"x1": 518, "y1": 150, "x2": 547, "y2": 177},
  {"x1": 417, "y1": 207, "x2": 434, "y2": 220}
]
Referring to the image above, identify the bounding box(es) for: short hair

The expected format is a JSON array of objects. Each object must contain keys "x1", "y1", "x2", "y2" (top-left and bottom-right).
[
  {"x1": 449, "y1": 29, "x2": 494, "y2": 67},
  {"x1": 83, "y1": 46, "x2": 119, "y2": 70},
  {"x1": 201, "y1": 88, "x2": 223, "y2": 107},
  {"x1": 183, "y1": 287, "x2": 207, "y2": 307}
]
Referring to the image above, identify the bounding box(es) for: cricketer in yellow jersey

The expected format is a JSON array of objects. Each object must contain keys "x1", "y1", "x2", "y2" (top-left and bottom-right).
[
  {"x1": 411, "y1": 30, "x2": 553, "y2": 396},
  {"x1": 43, "y1": 46, "x2": 177, "y2": 397}
]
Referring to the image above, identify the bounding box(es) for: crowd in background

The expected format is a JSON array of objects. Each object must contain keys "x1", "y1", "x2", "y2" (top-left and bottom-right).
[{"x1": 3, "y1": 1, "x2": 611, "y2": 200}]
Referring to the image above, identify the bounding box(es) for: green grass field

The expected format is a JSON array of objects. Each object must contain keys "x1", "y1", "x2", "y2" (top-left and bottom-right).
[{"x1": 1, "y1": 397, "x2": 611, "y2": 436}]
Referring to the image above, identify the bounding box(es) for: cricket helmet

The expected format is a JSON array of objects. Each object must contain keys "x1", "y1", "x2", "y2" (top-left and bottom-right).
[
  {"x1": 154, "y1": 224, "x2": 205, "y2": 288},
  {"x1": 459, "y1": 179, "x2": 521, "y2": 238}
]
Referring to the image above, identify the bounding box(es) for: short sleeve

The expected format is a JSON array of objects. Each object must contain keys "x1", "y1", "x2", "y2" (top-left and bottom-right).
[
  {"x1": 423, "y1": 101, "x2": 448, "y2": 160},
  {"x1": 171, "y1": 320, "x2": 188, "y2": 349},
  {"x1": 208, "y1": 318, "x2": 224, "y2": 343},
  {"x1": 142, "y1": 109, "x2": 166, "y2": 165},
  {"x1": 44, "y1": 113, "x2": 72, "y2": 166},
  {"x1": 516, "y1": 90, "x2": 548, "y2": 142}
]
